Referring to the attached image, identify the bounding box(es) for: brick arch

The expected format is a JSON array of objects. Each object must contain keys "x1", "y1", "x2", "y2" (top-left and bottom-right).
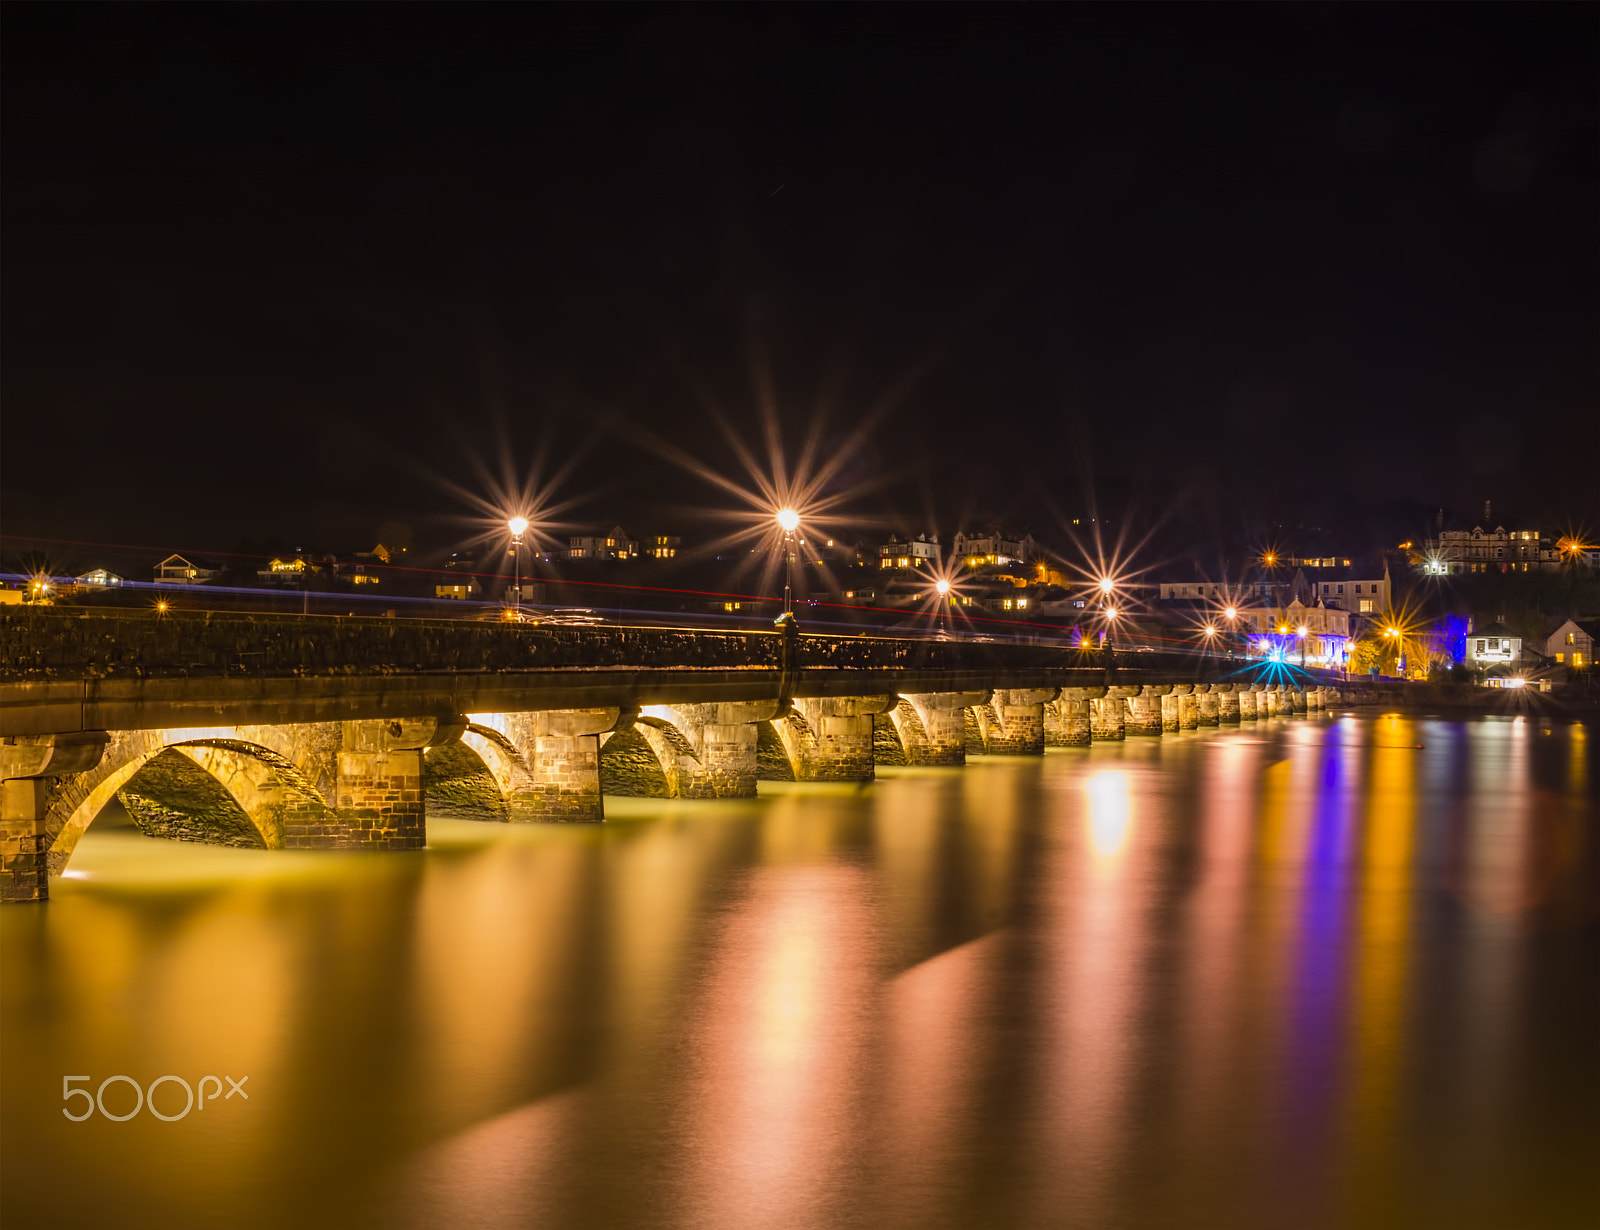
[
  {"x1": 766, "y1": 709, "x2": 816, "y2": 779},
  {"x1": 123, "y1": 741, "x2": 328, "y2": 849},
  {"x1": 598, "y1": 725, "x2": 675, "y2": 797},
  {"x1": 755, "y1": 720, "x2": 797, "y2": 781},
  {"x1": 45, "y1": 730, "x2": 329, "y2": 875},
  {"x1": 875, "y1": 698, "x2": 932, "y2": 767},
  {"x1": 424, "y1": 729, "x2": 522, "y2": 821}
]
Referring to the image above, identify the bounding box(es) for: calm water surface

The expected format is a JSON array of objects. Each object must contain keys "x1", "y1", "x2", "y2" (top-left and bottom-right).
[{"x1": 4, "y1": 713, "x2": 1597, "y2": 1229}]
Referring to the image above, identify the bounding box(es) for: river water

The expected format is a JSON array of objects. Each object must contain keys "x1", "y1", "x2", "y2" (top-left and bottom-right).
[{"x1": 3, "y1": 712, "x2": 1597, "y2": 1229}]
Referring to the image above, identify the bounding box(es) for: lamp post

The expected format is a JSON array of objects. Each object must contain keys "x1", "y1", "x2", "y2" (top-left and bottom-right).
[
  {"x1": 776, "y1": 508, "x2": 800, "y2": 616},
  {"x1": 508, "y1": 516, "x2": 529, "y2": 614},
  {"x1": 1384, "y1": 626, "x2": 1402, "y2": 678},
  {"x1": 936, "y1": 577, "x2": 951, "y2": 634},
  {"x1": 1297, "y1": 624, "x2": 1308, "y2": 669},
  {"x1": 1204, "y1": 623, "x2": 1217, "y2": 656}
]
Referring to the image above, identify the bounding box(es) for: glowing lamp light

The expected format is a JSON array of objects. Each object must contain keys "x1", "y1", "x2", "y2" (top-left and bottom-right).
[
  {"x1": 1104, "y1": 607, "x2": 1118, "y2": 620},
  {"x1": 1203, "y1": 625, "x2": 1216, "y2": 636},
  {"x1": 935, "y1": 579, "x2": 951, "y2": 595},
  {"x1": 1297, "y1": 625, "x2": 1308, "y2": 637},
  {"x1": 1224, "y1": 606, "x2": 1237, "y2": 620},
  {"x1": 156, "y1": 601, "x2": 169, "y2": 613},
  {"x1": 507, "y1": 516, "x2": 530, "y2": 538},
  {"x1": 1098, "y1": 576, "x2": 1115, "y2": 594},
  {"x1": 776, "y1": 507, "x2": 800, "y2": 533}
]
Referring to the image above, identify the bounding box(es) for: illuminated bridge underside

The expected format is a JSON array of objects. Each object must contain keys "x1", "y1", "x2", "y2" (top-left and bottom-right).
[{"x1": 1, "y1": 612, "x2": 1347, "y2": 901}]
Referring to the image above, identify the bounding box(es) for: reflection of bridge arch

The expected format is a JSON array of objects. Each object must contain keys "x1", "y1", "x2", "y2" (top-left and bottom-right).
[{"x1": 46, "y1": 729, "x2": 333, "y2": 875}]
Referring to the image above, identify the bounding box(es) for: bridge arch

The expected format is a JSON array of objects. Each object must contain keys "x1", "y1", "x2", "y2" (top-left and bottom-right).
[
  {"x1": 45, "y1": 731, "x2": 331, "y2": 875},
  {"x1": 763, "y1": 709, "x2": 815, "y2": 780},
  {"x1": 423, "y1": 724, "x2": 534, "y2": 821},
  {"x1": 600, "y1": 716, "x2": 699, "y2": 798}
]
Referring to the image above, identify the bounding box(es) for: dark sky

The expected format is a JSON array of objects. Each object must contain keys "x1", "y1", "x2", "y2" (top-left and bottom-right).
[{"x1": 4, "y1": 4, "x2": 1596, "y2": 563}]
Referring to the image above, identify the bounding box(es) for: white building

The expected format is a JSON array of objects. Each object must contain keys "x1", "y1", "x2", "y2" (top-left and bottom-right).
[
  {"x1": 1298, "y1": 561, "x2": 1391, "y2": 616},
  {"x1": 1466, "y1": 623, "x2": 1522, "y2": 668},
  {"x1": 76, "y1": 568, "x2": 123, "y2": 587},
  {"x1": 879, "y1": 534, "x2": 939, "y2": 570}
]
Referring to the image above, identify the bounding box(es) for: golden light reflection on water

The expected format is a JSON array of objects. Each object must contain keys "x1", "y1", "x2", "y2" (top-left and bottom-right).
[
  {"x1": 680, "y1": 865, "x2": 875, "y2": 1230},
  {"x1": 3, "y1": 718, "x2": 1596, "y2": 1230}
]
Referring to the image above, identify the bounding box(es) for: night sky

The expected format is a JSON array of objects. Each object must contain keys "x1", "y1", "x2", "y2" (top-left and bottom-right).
[{"x1": 4, "y1": 5, "x2": 1596, "y2": 565}]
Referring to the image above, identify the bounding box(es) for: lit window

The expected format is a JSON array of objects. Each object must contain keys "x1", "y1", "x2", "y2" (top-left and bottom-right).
[
  {"x1": 1575, "y1": 654, "x2": 1585, "y2": 667},
  {"x1": 1557, "y1": 653, "x2": 1565, "y2": 663},
  {"x1": 1017, "y1": 599, "x2": 1028, "y2": 609}
]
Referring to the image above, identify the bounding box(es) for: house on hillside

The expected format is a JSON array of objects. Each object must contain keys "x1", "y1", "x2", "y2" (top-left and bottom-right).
[
  {"x1": 1543, "y1": 619, "x2": 1597, "y2": 671},
  {"x1": 154, "y1": 554, "x2": 220, "y2": 585},
  {"x1": 878, "y1": 534, "x2": 939, "y2": 570},
  {"x1": 1466, "y1": 622, "x2": 1522, "y2": 669},
  {"x1": 1428, "y1": 502, "x2": 1557, "y2": 574},
  {"x1": 569, "y1": 526, "x2": 637, "y2": 560},
  {"x1": 1293, "y1": 559, "x2": 1391, "y2": 618}
]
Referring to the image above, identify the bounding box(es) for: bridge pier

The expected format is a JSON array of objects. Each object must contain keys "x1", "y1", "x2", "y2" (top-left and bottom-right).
[
  {"x1": 1214, "y1": 684, "x2": 1239, "y2": 723},
  {"x1": 1237, "y1": 687, "x2": 1258, "y2": 720},
  {"x1": 972, "y1": 688, "x2": 1059, "y2": 755},
  {"x1": 1177, "y1": 686, "x2": 1200, "y2": 731},
  {"x1": 1287, "y1": 687, "x2": 1307, "y2": 716},
  {"x1": 1045, "y1": 687, "x2": 1104, "y2": 747},
  {"x1": 1265, "y1": 686, "x2": 1282, "y2": 717},
  {"x1": 2, "y1": 779, "x2": 55, "y2": 903},
  {"x1": 894, "y1": 692, "x2": 989, "y2": 765},
  {"x1": 1196, "y1": 684, "x2": 1220, "y2": 727},
  {"x1": 1129, "y1": 686, "x2": 1168, "y2": 736},
  {"x1": 475, "y1": 710, "x2": 619, "y2": 822},
  {"x1": 3, "y1": 733, "x2": 112, "y2": 902},
  {"x1": 784, "y1": 696, "x2": 897, "y2": 780},
  {"x1": 642, "y1": 701, "x2": 785, "y2": 797},
  {"x1": 325, "y1": 717, "x2": 464, "y2": 846},
  {"x1": 1091, "y1": 687, "x2": 1138, "y2": 740}
]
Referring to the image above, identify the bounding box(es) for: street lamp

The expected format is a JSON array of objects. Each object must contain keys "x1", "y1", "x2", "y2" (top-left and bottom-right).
[
  {"x1": 776, "y1": 508, "x2": 800, "y2": 615},
  {"x1": 508, "y1": 516, "x2": 529, "y2": 614},
  {"x1": 1297, "y1": 624, "x2": 1308, "y2": 669},
  {"x1": 1203, "y1": 624, "x2": 1217, "y2": 654},
  {"x1": 1385, "y1": 626, "x2": 1403, "y2": 678}
]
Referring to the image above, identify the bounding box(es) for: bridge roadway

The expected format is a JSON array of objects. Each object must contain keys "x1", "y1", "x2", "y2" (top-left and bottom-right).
[{"x1": 1, "y1": 611, "x2": 1350, "y2": 902}]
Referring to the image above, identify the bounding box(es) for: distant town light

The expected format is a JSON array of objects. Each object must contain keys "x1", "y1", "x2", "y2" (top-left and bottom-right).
[{"x1": 776, "y1": 507, "x2": 800, "y2": 533}]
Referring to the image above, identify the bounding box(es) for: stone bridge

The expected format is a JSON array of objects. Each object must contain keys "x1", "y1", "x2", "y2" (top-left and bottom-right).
[{"x1": 1, "y1": 611, "x2": 1353, "y2": 901}]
